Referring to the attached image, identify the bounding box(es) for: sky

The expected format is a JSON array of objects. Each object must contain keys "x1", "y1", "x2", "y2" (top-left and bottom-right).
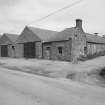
[{"x1": 0, "y1": 0, "x2": 105, "y2": 35}]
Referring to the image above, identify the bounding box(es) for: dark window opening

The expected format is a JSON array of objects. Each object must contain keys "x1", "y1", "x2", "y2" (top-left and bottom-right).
[
  {"x1": 12, "y1": 46, "x2": 15, "y2": 50},
  {"x1": 46, "y1": 47, "x2": 50, "y2": 50},
  {"x1": 84, "y1": 46, "x2": 87, "y2": 54},
  {"x1": 58, "y1": 47, "x2": 63, "y2": 54}
]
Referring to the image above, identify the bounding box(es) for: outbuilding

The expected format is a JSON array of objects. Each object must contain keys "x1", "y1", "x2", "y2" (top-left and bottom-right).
[
  {"x1": 43, "y1": 19, "x2": 105, "y2": 62},
  {"x1": 15, "y1": 26, "x2": 58, "y2": 58},
  {"x1": 43, "y1": 19, "x2": 87, "y2": 61},
  {"x1": 0, "y1": 33, "x2": 19, "y2": 57},
  {"x1": 86, "y1": 33, "x2": 105, "y2": 55}
]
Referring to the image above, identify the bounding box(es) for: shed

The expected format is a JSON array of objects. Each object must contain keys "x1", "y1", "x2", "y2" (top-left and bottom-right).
[
  {"x1": 16, "y1": 26, "x2": 58, "y2": 58},
  {"x1": 86, "y1": 33, "x2": 105, "y2": 54},
  {"x1": 43, "y1": 19, "x2": 87, "y2": 61},
  {"x1": 0, "y1": 33, "x2": 19, "y2": 57}
]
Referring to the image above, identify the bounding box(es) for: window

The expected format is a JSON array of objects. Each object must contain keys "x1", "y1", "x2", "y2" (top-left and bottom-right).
[
  {"x1": 84, "y1": 46, "x2": 87, "y2": 54},
  {"x1": 12, "y1": 46, "x2": 15, "y2": 50},
  {"x1": 46, "y1": 47, "x2": 50, "y2": 50},
  {"x1": 58, "y1": 47, "x2": 63, "y2": 54}
]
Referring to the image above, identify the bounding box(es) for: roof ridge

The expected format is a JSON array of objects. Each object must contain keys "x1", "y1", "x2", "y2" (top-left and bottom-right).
[{"x1": 27, "y1": 26, "x2": 58, "y2": 32}]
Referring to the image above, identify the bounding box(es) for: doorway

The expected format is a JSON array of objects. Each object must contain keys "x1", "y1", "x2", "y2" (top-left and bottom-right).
[
  {"x1": 1, "y1": 45, "x2": 8, "y2": 57},
  {"x1": 24, "y1": 42, "x2": 35, "y2": 58}
]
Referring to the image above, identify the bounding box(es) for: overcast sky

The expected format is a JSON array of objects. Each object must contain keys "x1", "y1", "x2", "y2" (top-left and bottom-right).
[{"x1": 0, "y1": 0, "x2": 105, "y2": 35}]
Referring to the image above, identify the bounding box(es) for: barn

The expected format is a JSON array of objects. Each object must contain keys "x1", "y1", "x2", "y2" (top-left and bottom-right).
[
  {"x1": 0, "y1": 33, "x2": 19, "y2": 57},
  {"x1": 0, "y1": 19, "x2": 105, "y2": 62},
  {"x1": 43, "y1": 19, "x2": 105, "y2": 61},
  {"x1": 86, "y1": 33, "x2": 105, "y2": 55},
  {"x1": 15, "y1": 26, "x2": 58, "y2": 58},
  {"x1": 43, "y1": 19, "x2": 86, "y2": 61}
]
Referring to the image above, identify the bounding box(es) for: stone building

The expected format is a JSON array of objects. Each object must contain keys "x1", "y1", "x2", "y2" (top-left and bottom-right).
[
  {"x1": 86, "y1": 33, "x2": 105, "y2": 55},
  {"x1": 43, "y1": 19, "x2": 105, "y2": 61},
  {"x1": 15, "y1": 26, "x2": 57, "y2": 58},
  {"x1": 43, "y1": 19, "x2": 87, "y2": 61},
  {"x1": 1, "y1": 19, "x2": 105, "y2": 62},
  {"x1": 0, "y1": 33, "x2": 18, "y2": 57}
]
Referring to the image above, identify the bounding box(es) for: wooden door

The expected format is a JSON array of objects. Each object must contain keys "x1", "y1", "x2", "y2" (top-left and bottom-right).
[
  {"x1": 24, "y1": 42, "x2": 35, "y2": 58},
  {"x1": 1, "y1": 45, "x2": 8, "y2": 57}
]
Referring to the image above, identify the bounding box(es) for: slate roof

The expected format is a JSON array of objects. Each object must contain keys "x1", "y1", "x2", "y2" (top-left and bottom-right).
[
  {"x1": 48, "y1": 27, "x2": 75, "y2": 42},
  {"x1": 16, "y1": 26, "x2": 58, "y2": 43},
  {"x1": 28, "y1": 27, "x2": 58, "y2": 42},
  {"x1": 16, "y1": 26, "x2": 105, "y2": 44},
  {"x1": 0, "y1": 33, "x2": 19, "y2": 45},
  {"x1": 47, "y1": 27, "x2": 105, "y2": 44},
  {"x1": 4, "y1": 33, "x2": 19, "y2": 42},
  {"x1": 86, "y1": 33, "x2": 105, "y2": 44}
]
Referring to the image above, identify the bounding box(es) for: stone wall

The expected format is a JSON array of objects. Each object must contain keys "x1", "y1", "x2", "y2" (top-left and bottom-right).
[
  {"x1": 15, "y1": 42, "x2": 43, "y2": 59},
  {"x1": 8, "y1": 44, "x2": 16, "y2": 57},
  {"x1": 42, "y1": 42, "x2": 52, "y2": 60},
  {"x1": 35, "y1": 42, "x2": 42, "y2": 59},
  {"x1": 15, "y1": 43, "x2": 24, "y2": 58},
  {"x1": 43, "y1": 40, "x2": 72, "y2": 61},
  {"x1": 51, "y1": 40, "x2": 72, "y2": 61},
  {"x1": 87, "y1": 42, "x2": 105, "y2": 55}
]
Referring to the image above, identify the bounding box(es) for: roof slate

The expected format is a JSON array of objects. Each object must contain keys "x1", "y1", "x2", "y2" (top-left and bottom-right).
[
  {"x1": 16, "y1": 26, "x2": 105, "y2": 44},
  {"x1": 47, "y1": 27, "x2": 105, "y2": 44},
  {"x1": 28, "y1": 27, "x2": 58, "y2": 42},
  {"x1": 86, "y1": 33, "x2": 105, "y2": 44},
  {"x1": 0, "y1": 33, "x2": 19, "y2": 45},
  {"x1": 4, "y1": 33, "x2": 19, "y2": 42},
  {"x1": 48, "y1": 27, "x2": 75, "y2": 42}
]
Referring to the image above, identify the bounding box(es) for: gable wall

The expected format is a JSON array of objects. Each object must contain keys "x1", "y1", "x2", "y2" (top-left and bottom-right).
[
  {"x1": 15, "y1": 27, "x2": 43, "y2": 58},
  {"x1": 0, "y1": 35, "x2": 12, "y2": 45},
  {"x1": 16, "y1": 27, "x2": 40, "y2": 43},
  {"x1": 0, "y1": 35, "x2": 16, "y2": 57}
]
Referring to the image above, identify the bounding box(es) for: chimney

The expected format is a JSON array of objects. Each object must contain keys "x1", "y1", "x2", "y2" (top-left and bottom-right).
[{"x1": 76, "y1": 19, "x2": 82, "y2": 28}]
